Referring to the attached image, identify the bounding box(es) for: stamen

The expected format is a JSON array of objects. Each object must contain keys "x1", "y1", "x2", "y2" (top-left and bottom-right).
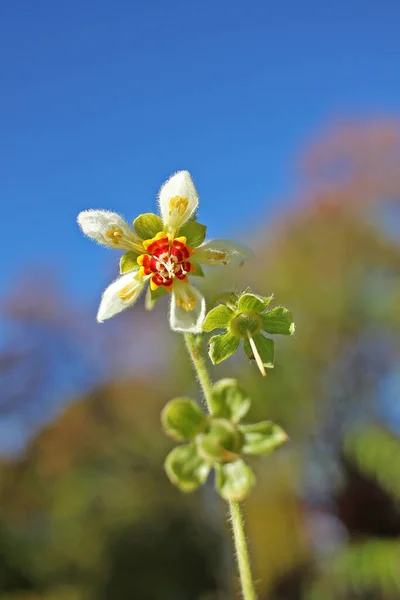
[
  {"x1": 204, "y1": 249, "x2": 226, "y2": 262},
  {"x1": 177, "y1": 289, "x2": 196, "y2": 311},
  {"x1": 138, "y1": 231, "x2": 195, "y2": 290},
  {"x1": 118, "y1": 282, "x2": 138, "y2": 302},
  {"x1": 105, "y1": 225, "x2": 124, "y2": 245},
  {"x1": 168, "y1": 196, "x2": 188, "y2": 217}
]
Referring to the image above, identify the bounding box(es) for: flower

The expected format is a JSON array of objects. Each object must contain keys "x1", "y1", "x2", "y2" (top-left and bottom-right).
[
  {"x1": 161, "y1": 379, "x2": 287, "y2": 501},
  {"x1": 202, "y1": 292, "x2": 295, "y2": 375},
  {"x1": 77, "y1": 171, "x2": 252, "y2": 332}
]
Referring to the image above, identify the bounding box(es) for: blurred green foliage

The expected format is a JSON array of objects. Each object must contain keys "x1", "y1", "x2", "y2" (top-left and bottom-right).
[{"x1": 1, "y1": 120, "x2": 400, "y2": 599}]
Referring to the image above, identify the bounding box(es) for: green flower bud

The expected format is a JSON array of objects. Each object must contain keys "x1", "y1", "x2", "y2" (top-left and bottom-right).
[
  {"x1": 215, "y1": 459, "x2": 256, "y2": 501},
  {"x1": 161, "y1": 397, "x2": 207, "y2": 441},
  {"x1": 196, "y1": 419, "x2": 243, "y2": 463}
]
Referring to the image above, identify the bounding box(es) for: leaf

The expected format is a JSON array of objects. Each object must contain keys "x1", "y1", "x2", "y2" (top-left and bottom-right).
[
  {"x1": 164, "y1": 444, "x2": 211, "y2": 492},
  {"x1": 208, "y1": 332, "x2": 240, "y2": 365},
  {"x1": 120, "y1": 251, "x2": 140, "y2": 274},
  {"x1": 179, "y1": 221, "x2": 207, "y2": 247},
  {"x1": 161, "y1": 397, "x2": 207, "y2": 441},
  {"x1": 239, "y1": 421, "x2": 288, "y2": 455},
  {"x1": 133, "y1": 213, "x2": 163, "y2": 240},
  {"x1": 262, "y1": 307, "x2": 295, "y2": 335},
  {"x1": 238, "y1": 293, "x2": 273, "y2": 313},
  {"x1": 202, "y1": 305, "x2": 233, "y2": 332},
  {"x1": 215, "y1": 460, "x2": 255, "y2": 501},
  {"x1": 244, "y1": 334, "x2": 275, "y2": 368},
  {"x1": 189, "y1": 261, "x2": 205, "y2": 277},
  {"x1": 210, "y1": 378, "x2": 250, "y2": 423},
  {"x1": 144, "y1": 284, "x2": 167, "y2": 310}
]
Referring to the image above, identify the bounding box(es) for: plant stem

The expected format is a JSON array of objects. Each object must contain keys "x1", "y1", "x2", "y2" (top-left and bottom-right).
[
  {"x1": 229, "y1": 500, "x2": 257, "y2": 600},
  {"x1": 183, "y1": 333, "x2": 214, "y2": 412},
  {"x1": 183, "y1": 332, "x2": 257, "y2": 600}
]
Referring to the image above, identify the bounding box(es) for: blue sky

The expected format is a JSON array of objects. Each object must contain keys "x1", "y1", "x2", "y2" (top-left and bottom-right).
[{"x1": 1, "y1": 0, "x2": 400, "y2": 304}]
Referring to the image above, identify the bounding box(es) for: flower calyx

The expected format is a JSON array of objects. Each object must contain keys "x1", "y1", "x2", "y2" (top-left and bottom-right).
[
  {"x1": 162, "y1": 379, "x2": 287, "y2": 501},
  {"x1": 202, "y1": 292, "x2": 295, "y2": 376}
]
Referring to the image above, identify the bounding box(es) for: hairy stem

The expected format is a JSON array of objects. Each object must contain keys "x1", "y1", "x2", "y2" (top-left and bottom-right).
[
  {"x1": 183, "y1": 332, "x2": 257, "y2": 599},
  {"x1": 229, "y1": 500, "x2": 257, "y2": 600},
  {"x1": 183, "y1": 333, "x2": 214, "y2": 412}
]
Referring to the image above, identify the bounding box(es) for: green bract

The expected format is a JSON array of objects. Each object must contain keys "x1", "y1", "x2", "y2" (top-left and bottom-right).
[
  {"x1": 178, "y1": 221, "x2": 207, "y2": 247},
  {"x1": 133, "y1": 213, "x2": 163, "y2": 240},
  {"x1": 203, "y1": 292, "x2": 295, "y2": 375},
  {"x1": 119, "y1": 250, "x2": 140, "y2": 274},
  {"x1": 162, "y1": 379, "x2": 287, "y2": 501}
]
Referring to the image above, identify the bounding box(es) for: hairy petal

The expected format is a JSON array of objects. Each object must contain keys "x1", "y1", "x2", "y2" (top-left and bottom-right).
[
  {"x1": 195, "y1": 239, "x2": 253, "y2": 266},
  {"x1": 97, "y1": 271, "x2": 147, "y2": 322},
  {"x1": 77, "y1": 210, "x2": 144, "y2": 252},
  {"x1": 170, "y1": 281, "x2": 206, "y2": 333},
  {"x1": 158, "y1": 171, "x2": 199, "y2": 235}
]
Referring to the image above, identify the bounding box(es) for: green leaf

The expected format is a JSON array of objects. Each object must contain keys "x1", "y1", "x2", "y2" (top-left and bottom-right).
[
  {"x1": 210, "y1": 378, "x2": 250, "y2": 423},
  {"x1": 144, "y1": 284, "x2": 167, "y2": 310},
  {"x1": 120, "y1": 251, "x2": 140, "y2": 274},
  {"x1": 189, "y1": 261, "x2": 205, "y2": 277},
  {"x1": 244, "y1": 334, "x2": 275, "y2": 368},
  {"x1": 238, "y1": 293, "x2": 273, "y2": 313},
  {"x1": 133, "y1": 213, "x2": 163, "y2": 240},
  {"x1": 239, "y1": 421, "x2": 288, "y2": 455},
  {"x1": 215, "y1": 460, "x2": 255, "y2": 501},
  {"x1": 179, "y1": 221, "x2": 207, "y2": 247},
  {"x1": 161, "y1": 397, "x2": 207, "y2": 441},
  {"x1": 202, "y1": 305, "x2": 233, "y2": 332},
  {"x1": 164, "y1": 444, "x2": 211, "y2": 492},
  {"x1": 262, "y1": 307, "x2": 295, "y2": 335},
  {"x1": 208, "y1": 332, "x2": 240, "y2": 365}
]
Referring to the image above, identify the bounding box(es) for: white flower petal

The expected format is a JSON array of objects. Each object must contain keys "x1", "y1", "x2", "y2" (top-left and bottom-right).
[
  {"x1": 77, "y1": 210, "x2": 143, "y2": 252},
  {"x1": 195, "y1": 239, "x2": 253, "y2": 266},
  {"x1": 158, "y1": 171, "x2": 199, "y2": 235},
  {"x1": 170, "y1": 281, "x2": 206, "y2": 333},
  {"x1": 97, "y1": 271, "x2": 146, "y2": 322}
]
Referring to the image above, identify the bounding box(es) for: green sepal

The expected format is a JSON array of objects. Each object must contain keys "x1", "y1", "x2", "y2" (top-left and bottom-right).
[
  {"x1": 209, "y1": 292, "x2": 239, "y2": 311},
  {"x1": 120, "y1": 251, "x2": 140, "y2": 274},
  {"x1": 133, "y1": 213, "x2": 163, "y2": 240},
  {"x1": 215, "y1": 459, "x2": 255, "y2": 501},
  {"x1": 196, "y1": 419, "x2": 242, "y2": 463},
  {"x1": 239, "y1": 421, "x2": 288, "y2": 455},
  {"x1": 202, "y1": 305, "x2": 233, "y2": 332},
  {"x1": 144, "y1": 284, "x2": 167, "y2": 310},
  {"x1": 164, "y1": 444, "x2": 211, "y2": 492},
  {"x1": 208, "y1": 332, "x2": 240, "y2": 365},
  {"x1": 238, "y1": 293, "x2": 273, "y2": 313},
  {"x1": 244, "y1": 334, "x2": 275, "y2": 368},
  {"x1": 161, "y1": 397, "x2": 207, "y2": 441},
  {"x1": 262, "y1": 307, "x2": 295, "y2": 335},
  {"x1": 178, "y1": 221, "x2": 207, "y2": 247},
  {"x1": 189, "y1": 261, "x2": 205, "y2": 277},
  {"x1": 210, "y1": 378, "x2": 250, "y2": 423}
]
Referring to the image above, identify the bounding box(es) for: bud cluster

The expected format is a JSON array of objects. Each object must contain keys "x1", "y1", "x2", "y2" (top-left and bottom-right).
[{"x1": 162, "y1": 379, "x2": 287, "y2": 501}]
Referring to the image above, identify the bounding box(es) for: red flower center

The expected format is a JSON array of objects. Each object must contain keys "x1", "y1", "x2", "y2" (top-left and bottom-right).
[{"x1": 137, "y1": 234, "x2": 195, "y2": 290}]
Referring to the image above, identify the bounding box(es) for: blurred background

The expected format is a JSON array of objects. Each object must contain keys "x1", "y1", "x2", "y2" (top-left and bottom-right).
[{"x1": 1, "y1": 1, "x2": 400, "y2": 598}]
